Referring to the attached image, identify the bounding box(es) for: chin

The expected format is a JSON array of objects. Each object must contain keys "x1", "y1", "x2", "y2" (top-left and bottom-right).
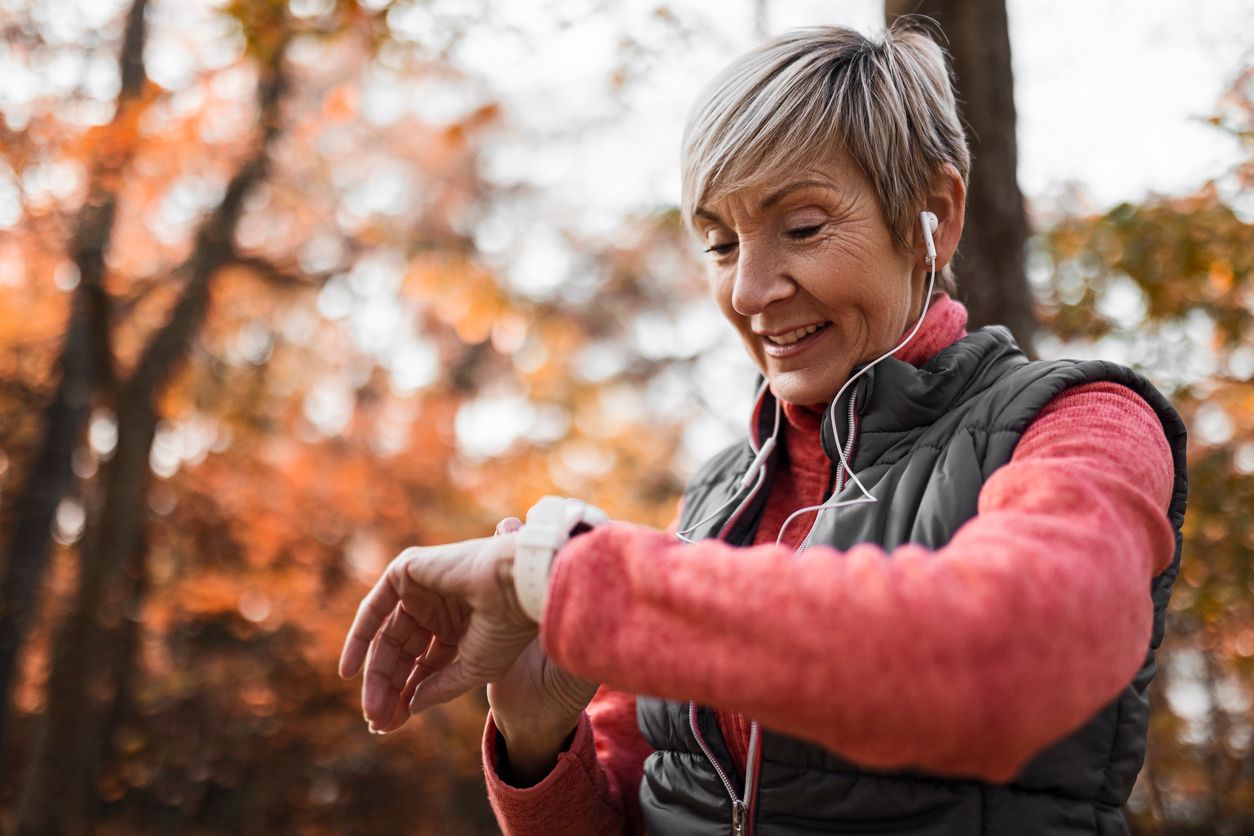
[{"x1": 768, "y1": 374, "x2": 841, "y2": 407}]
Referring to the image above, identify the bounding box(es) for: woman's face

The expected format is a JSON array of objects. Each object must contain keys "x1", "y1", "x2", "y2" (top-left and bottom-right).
[{"x1": 696, "y1": 152, "x2": 925, "y2": 406}]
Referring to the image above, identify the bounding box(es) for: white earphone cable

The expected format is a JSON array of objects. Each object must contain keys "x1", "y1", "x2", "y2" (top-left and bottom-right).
[
  {"x1": 674, "y1": 380, "x2": 782, "y2": 543},
  {"x1": 678, "y1": 211, "x2": 940, "y2": 548}
]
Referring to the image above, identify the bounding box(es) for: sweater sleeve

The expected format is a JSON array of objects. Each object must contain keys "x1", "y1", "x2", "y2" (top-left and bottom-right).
[
  {"x1": 482, "y1": 681, "x2": 652, "y2": 834},
  {"x1": 540, "y1": 382, "x2": 1176, "y2": 783}
]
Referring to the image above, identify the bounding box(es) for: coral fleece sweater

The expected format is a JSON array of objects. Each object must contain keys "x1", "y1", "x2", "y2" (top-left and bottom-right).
[{"x1": 482, "y1": 294, "x2": 1176, "y2": 835}]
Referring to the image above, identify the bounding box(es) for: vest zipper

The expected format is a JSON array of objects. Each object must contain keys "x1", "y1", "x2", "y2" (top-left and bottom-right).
[
  {"x1": 743, "y1": 719, "x2": 761, "y2": 834},
  {"x1": 796, "y1": 381, "x2": 860, "y2": 554},
  {"x1": 688, "y1": 701, "x2": 756, "y2": 836},
  {"x1": 715, "y1": 455, "x2": 769, "y2": 541},
  {"x1": 687, "y1": 388, "x2": 779, "y2": 833}
]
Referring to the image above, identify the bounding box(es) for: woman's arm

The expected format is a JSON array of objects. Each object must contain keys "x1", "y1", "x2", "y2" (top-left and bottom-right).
[
  {"x1": 484, "y1": 685, "x2": 651, "y2": 835},
  {"x1": 481, "y1": 515, "x2": 693, "y2": 835},
  {"x1": 540, "y1": 382, "x2": 1176, "y2": 783}
]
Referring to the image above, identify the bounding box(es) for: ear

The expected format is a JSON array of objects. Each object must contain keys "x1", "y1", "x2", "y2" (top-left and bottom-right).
[{"x1": 917, "y1": 162, "x2": 966, "y2": 272}]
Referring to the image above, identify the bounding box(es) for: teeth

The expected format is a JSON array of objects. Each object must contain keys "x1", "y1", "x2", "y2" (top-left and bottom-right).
[{"x1": 767, "y1": 322, "x2": 827, "y2": 345}]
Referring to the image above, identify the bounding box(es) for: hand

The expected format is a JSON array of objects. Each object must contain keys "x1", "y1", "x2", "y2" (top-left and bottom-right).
[
  {"x1": 486, "y1": 517, "x2": 599, "y2": 784},
  {"x1": 338, "y1": 531, "x2": 537, "y2": 733}
]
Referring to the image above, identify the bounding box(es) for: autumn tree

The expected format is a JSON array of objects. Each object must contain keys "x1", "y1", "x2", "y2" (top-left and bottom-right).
[
  {"x1": 0, "y1": 1, "x2": 699, "y2": 832},
  {"x1": 0, "y1": 0, "x2": 149, "y2": 766}
]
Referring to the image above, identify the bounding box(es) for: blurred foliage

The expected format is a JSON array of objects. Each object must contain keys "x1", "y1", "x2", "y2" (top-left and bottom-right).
[
  {"x1": 0, "y1": 0, "x2": 1249, "y2": 833},
  {"x1": 1034, "y1": 65, "x2": 1254, "y2": 833},
  {"x1": 0, "y1": 0, "x2": 704, "y2": 832}
]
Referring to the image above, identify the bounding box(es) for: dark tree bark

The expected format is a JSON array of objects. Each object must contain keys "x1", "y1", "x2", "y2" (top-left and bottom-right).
[
  {"x1": 13, "y1": 27, "x2": 292, "y2": 836},
  {"x1": 885, "y1": 0, "x2": 1037, "y2": 354},
  {"x1": 0, "y1": 0, "x2": 145, "y2": 762}
]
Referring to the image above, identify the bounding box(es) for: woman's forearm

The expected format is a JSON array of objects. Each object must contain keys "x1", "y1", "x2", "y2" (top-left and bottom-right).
[{"x1": 540, "y1": 385, "x2": 1175, "y2": 783}]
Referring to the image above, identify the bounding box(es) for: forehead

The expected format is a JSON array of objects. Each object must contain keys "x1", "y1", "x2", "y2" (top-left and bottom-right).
[{"x1": 695, "y1": 152, "x2": 869, "y2": 225}]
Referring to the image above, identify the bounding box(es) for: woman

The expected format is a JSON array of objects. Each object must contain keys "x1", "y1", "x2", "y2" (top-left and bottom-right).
[{"x1": 339, "y1": 25, "x2": 1186, "y2": 835}]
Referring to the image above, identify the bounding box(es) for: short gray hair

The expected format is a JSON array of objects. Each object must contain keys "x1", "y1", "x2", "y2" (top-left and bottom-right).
[{"x1": 680, "y1": 23, "x2": 969, "y2": 293}]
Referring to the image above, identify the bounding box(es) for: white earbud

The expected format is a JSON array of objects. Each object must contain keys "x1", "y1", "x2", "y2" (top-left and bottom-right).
[{"x1": 920, "y1": 211, "x2": 938, "y2": 264}]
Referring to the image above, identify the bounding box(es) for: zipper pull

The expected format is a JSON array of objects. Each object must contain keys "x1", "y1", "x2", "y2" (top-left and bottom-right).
[{"x1": 732, "y1": 799, "x2": 748, "y2": 836}]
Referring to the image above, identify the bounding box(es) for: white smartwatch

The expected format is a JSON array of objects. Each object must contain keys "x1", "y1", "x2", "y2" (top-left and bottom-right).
[{"x1": 514, "y1": 496, "x2": 608, "y2": 623}]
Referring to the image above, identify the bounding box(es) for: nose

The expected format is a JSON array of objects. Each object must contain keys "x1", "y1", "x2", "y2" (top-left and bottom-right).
[{"x1": 730, "y1": 239, "x2": 795, "y2": 317}]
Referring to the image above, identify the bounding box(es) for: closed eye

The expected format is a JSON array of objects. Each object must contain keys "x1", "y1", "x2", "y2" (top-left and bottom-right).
[
  {"x1": 704, "y1": 241, "x2": 737, "y2": 256},
  {"x1": 786, "y1": 224, "x2": 824, "y2": 240}
]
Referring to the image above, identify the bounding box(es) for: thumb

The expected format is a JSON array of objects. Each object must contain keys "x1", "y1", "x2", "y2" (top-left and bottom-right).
[{"x1": 409, "y1": 660, "x2": 481, "y2": 714}]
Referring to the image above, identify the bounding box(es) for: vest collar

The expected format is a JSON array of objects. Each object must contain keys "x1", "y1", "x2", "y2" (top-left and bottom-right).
[{"x1": 748, "y1": 327, "x2": 1026, "y2": 468}]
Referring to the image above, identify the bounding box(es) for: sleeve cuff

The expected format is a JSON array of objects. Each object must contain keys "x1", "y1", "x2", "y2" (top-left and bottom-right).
[{"x1": 482, "y1": 709, "x2": 595, "y2": 797}]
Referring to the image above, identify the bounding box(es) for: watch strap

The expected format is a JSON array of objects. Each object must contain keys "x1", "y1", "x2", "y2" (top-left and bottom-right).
[{"x1": 514, "y1": 496, "x2": 607, "y2": 622}]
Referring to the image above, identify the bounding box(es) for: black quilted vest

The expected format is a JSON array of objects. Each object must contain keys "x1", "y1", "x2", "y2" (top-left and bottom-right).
[{"x1": 637, "y1": 327, "x2": 1188, "y2": 835}]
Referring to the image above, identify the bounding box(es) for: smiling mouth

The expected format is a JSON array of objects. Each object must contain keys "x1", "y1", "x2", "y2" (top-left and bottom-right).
[{"x1": 764, "y1": 322, "x2": 830, "y2": 346}]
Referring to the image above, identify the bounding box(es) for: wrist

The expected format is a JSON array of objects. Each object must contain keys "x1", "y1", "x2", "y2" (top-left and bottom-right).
[{"x1": 493, "y1": 713, "x2": 578, "y2": 787}]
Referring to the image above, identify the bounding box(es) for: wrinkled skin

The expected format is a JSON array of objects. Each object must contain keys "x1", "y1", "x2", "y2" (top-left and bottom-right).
[
  {"x1": 695, "y1": 153, "x2": 965, "y2": 405},
  {"x1": 339, "y1": 516, "x2": 597, "y2": 781},
  {"x1": 338, "y1": 531, "x2": 536, "y2": 730}
]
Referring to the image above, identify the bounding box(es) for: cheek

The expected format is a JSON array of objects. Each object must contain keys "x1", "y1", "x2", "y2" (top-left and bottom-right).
[{"x1": 707, "y1": 267, "x2": 738, "y2": 320}]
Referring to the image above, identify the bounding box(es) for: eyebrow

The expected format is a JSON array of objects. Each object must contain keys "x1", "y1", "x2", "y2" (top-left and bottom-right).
[{"x1": 694, "y1": 179, "x2": 838, "y2": 225}]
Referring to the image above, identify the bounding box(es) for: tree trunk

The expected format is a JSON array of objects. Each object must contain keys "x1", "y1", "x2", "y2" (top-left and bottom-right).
[
  {"x1": 13, "y1": 30, "x2": 291, "y2": 835},
  {"x1": 14, "y1": 404, "x2": 157, "y2": 834},
  {"x1": 0, "y1": 0, "x2": 145, "y2": 762},
  {"x1": 885, "y1": 0, "x2": 1037, "y2": 354}
]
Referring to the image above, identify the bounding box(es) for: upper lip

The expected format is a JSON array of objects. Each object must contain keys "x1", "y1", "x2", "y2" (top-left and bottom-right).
[{"x1": 753, "y1": 321, "x2": 830, "y2": 337}]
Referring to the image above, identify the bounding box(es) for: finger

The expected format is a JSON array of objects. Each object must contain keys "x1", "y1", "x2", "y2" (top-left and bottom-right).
[
  {"x1": 408, "y1": 612, "x2": 531, "y2": 714},
  {"x1": 339, "y1": 562, "x2": 403, "y2": 679},
  {"x1": 362, "y1": 604, "x2": 429, "y2": 730},
  {"x1": 399, "y1": 638, "x2": 459, "y2": 706},
  {"x1": 391, "y1": 637, "x2": 459, "y2": 728},
  {"x1": 408, "y1": 658, "x2": 483, "y2": 714},
  {"x1": 385, "y1": 636, "x2": 457, "y2": 731},
  {"x1": 363, "y1": 604, "x2": 434, "y2": 729},
  {"x1": 495, "y1": 517, "x2": 522, "y2": 536},
  {"x1": 418, "y1": 637, "x2": 460, "y2": 675}
]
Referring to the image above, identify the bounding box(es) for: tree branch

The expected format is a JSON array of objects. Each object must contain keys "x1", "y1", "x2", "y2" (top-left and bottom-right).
[
  {"x1": 228, "y1": 252, "x2": 342, "y2": 291},
  {"x1": 126, "y1": 31, "x2": 292, "y2": 408}
]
